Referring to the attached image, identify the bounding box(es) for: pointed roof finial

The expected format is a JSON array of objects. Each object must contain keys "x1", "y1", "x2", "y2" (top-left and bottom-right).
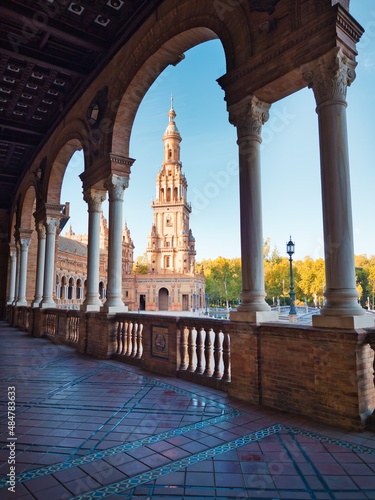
[{"x1": 168, "y1": 94, "x2": 176, "y2": 123}]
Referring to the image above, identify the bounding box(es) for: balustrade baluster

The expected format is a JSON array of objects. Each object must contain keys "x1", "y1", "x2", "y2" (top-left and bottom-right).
[
  {"x1": 132, "y1": 323, "x2": 138, "y2": 357},
  {"x1": 126, "y1": 322, "x2": 133, "y2": 356},
  {"x1": 195, "y1": 328, "x2": 205, "y2": 374},
  {"x1": 213, "y1": 330, "x2": 224, "y2": 379},
  {"x1": 179, "y1": 327, "x2": 189, "y2": 370},
  {"x1": 116, "y1": 322, "x2": 122, "y2": 353},
  {"x1": 188, "y1": 327, "x2": 197, "y2": 372},
  {"x1": 123, "y1": 322, "x2": 128, "y2": 355},
  {"x1": 223, "y1": 332, "x2": 231, "y2": 382},
  {"x1": 136, "y1": 324, "x2": 143, "y2": 359},
  {"x1": 204, "y1": 328, "x2": 214, "y2": 376}
]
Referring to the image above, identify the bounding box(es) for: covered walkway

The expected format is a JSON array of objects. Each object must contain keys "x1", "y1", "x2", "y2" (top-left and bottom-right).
[{"x1": 1, "y1": 321, "x2": 375, "y2": 500}]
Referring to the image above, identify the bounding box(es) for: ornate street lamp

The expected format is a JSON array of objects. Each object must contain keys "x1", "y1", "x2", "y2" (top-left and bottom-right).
[{"x1": 286, "y1": 236, "x2": 297, "y2": 316}]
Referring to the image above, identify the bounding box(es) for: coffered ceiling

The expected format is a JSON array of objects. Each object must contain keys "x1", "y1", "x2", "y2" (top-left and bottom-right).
[{"x1": 0, "y1": 0, "x2": 162, "y2": 209}]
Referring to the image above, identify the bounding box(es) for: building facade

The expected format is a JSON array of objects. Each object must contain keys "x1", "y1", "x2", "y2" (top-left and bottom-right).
[
  {"x1": 58, "y1": 103, "x2": 205, "y2": 311},
  {"x1": 124, "y1": 102, "x2": 205, "y2": 311}
]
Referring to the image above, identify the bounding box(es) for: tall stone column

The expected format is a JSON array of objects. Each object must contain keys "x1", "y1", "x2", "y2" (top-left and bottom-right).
[
  {"x1": 302, "y1": 48, "x2": 373, "y2": 328},
  {"x1": 32, "y1": 221, "x2": 46, "y2": 307},
  {"x1": 15, "y1": 230, "x2": 32, "y2": 307},
  {"x1": 7, "y1": 246, "x2": 17, "y2": 305},
  {"x1": 101, "y1": 174, "x2": 129, "y2": 313},
  {"x1": 41, "y1": 217, "x2": 59, "y2": 308},
  {"x1": 228, "y1": 96, "x2": 278, "y2": 323},
  {"x1": 12, "y1": 240, "x2": 20, "y2": 305},
  {"x1": 81, "y1": 188, "x2": 106, "y2": 311}
]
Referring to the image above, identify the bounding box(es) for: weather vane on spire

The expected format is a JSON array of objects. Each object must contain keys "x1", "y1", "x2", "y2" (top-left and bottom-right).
[{"x1": 170, "y1": 94, "x2": 174, "y2": 110}]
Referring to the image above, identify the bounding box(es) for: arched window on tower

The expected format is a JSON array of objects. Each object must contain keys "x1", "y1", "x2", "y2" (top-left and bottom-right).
[
  {"x1": 168, "y1": 149, "x2": 172, "y2": 159},
  {"x1": 166, "y1": 188, "x2": 171, "y2": 202}
]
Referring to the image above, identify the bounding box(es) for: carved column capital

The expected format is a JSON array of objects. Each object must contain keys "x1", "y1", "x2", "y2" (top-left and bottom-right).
[
  {"x1": 228, "y1": 95, "x2": 271, "y2": 141},
  {"x1": 19, "y1": 238, "x2": 31, "y2": 251},
  {"x1": 105, "y1": 174, "x2": 129, "y2": 202},
  {"x1": 83, "y1": 188, "x2": 106, "y2": 212},
  {"x1": 45, "y1": 218, "x2": 60, "y2": 235},
  {"x1": 301, "y1": 47, "x2": 357, "y2": 109}
]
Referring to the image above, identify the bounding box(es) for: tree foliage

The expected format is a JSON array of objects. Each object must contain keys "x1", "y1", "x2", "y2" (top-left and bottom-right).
[
  {"x1": 200, "y1": 256, "x2": 241, "y2": 307},
  {"x1": 193, "y1": 243, "x2": 375, "y2": 309}
]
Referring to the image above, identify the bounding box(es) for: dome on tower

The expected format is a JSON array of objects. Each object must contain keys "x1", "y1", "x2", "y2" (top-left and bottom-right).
[{"x1": 163, "y1": 97, "x2": 180, "y2": 137}]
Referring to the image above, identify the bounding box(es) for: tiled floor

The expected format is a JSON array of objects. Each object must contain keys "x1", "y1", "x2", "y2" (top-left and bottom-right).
[{"x1": 0, "y1": 321, "x2": 375, "y2": 500}]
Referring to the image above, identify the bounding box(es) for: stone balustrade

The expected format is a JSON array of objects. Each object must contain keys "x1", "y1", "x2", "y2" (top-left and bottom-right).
[{"x1": 5, "y1": 304, "x2": 375, "y2": 431}]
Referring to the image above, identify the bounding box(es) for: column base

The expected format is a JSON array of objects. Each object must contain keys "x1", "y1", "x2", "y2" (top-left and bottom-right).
[
  {"x1": 100, "y1": 304, "x2": 129, "y2": 314},
  {"x1": 81, "y1": 304, "x2": 101, "y2": 312},
  {"x1": 40, "y1": 301, "x2": 56, "y2": 309},
  {"x1": 230, "y1": 310, "x2": 279, "y2": 323},
  {"x1": 15, "y1": 300, "x2": 27, "y2": 307},
  {"x1": 312, "y1": 314, "x2": 375, "y2": 329}
]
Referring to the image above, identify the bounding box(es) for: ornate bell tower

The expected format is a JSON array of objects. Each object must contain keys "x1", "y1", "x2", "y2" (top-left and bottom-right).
[{"x1": 147, "y1": 99, "x2": 196, "y2": 273}]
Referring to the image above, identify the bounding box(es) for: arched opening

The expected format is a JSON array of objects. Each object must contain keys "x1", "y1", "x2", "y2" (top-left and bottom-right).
[
  {"x1": 99, "y1": 281, "x2": 105, "y2": 299},
  {"x1": 76, "y1": 278, "x2": 83, "y2": 300},
  {"x1": 68, "y1": 277, "x2": 74, "y2": 300},
  {"x1": 61, "y1": 276, "x2": 67, "y2": 300},
  {"x1": 158, "y1": 288, "x2": 169, "y2": 310}
]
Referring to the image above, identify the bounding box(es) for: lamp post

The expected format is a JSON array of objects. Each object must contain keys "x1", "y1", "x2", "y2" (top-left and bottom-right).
[
  {"x1": 205, "y1": 293, "x2": 209, "y2": 315},
  {"x1": 286, "y1": 236, "x2": 297, "y2": 316}
]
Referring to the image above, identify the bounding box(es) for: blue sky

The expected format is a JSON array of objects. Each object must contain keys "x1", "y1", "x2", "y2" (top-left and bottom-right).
[{"x1": 62, "y1": 0, "x2": 374, "y2": 262}]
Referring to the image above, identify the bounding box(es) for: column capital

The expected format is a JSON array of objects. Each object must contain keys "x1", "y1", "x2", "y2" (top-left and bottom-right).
[
  {"x1": 301, "y1": 47, "x2": 357, "y2": 109},
  {"x1": 105, "y1": 174, "x2": 129, "y2": 202},
  {"x1": 228, "y1": 95, "x2": 271, "y2": 141},
  {"x1": 83, "y1": 188, "x2": 106, "y2": 213},
  {"x1": 44, "y1": 218, "x2": 60, "y2": 235}
]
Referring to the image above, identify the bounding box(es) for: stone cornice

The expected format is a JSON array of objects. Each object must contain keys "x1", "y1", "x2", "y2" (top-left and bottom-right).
[{"x1": 218, "y1": 5, "x2": 362, "y2": 104}]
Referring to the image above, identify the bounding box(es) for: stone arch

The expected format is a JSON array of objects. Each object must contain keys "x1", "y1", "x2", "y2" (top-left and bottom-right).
[
  {"x1": 45, "y1": 137, "x2": 84, "y2": 205},
  {"x1": 42, "y1": 118, "x2": 89, "y2": 206},
  {"x1": 110, "y1": 1, "x2": 249, "y2": 157}
]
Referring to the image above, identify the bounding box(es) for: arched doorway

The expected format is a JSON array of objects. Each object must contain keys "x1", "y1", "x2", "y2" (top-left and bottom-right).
[{"x1": 158, "y1": 288, "x2": 169, "y2": 311}]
